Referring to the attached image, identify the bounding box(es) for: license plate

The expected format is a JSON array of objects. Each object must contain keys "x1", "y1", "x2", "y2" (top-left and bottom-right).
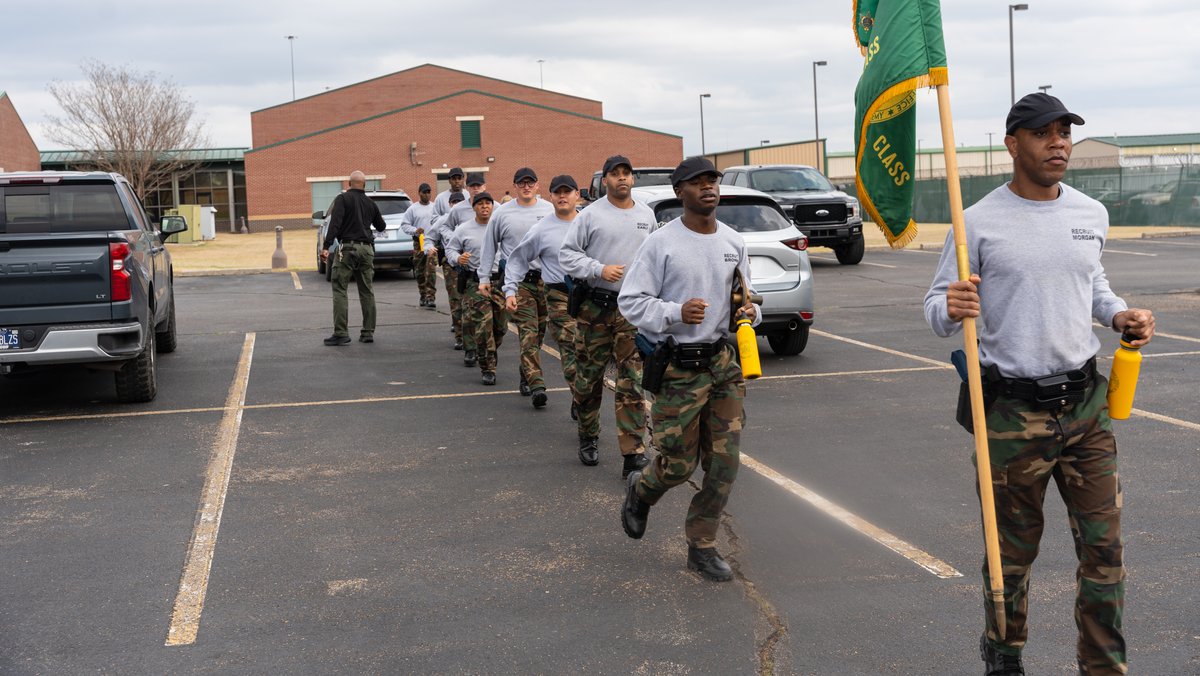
[
  {"x1": 0, "y1": 328, "x2": 18, "y2": 350},
  {"x1": 375, "y1": 231, "x2": 391, "y2": 240}
]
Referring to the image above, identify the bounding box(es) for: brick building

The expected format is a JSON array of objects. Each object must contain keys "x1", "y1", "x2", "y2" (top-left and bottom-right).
[
  {"x1": 0, "y1": 91, "x2": 40, "y2": 173},
  {"x1": 245, "y1": 64, "x2": 683, "y2": 230}
]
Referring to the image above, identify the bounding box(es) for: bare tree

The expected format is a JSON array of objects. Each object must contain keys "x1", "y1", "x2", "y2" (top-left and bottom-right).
[{"x1": 47, "y1": 60, "x2": 208, "y2": 200}]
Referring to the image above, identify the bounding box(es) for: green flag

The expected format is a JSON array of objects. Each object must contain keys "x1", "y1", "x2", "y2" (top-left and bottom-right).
[{"x1": 853, "y1": 0, "x2": 948, "y2": 248}]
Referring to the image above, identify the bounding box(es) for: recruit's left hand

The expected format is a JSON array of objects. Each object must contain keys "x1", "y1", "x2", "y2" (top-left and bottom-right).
[
  {"x1": 1113, "y1": 308, "x2": 1155, "y2": 347},
  {"x1": 736, "y1": 303, "x2": 757, "y2": 321},
  {"x1": 478, "y1": 282, "x2": 491, "y2": 294},
  {"x1": 505, "y1": 296, "x2": 518, "y2": 312}
]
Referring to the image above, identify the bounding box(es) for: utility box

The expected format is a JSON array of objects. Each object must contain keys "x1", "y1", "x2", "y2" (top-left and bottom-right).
[
  {"x1": 200, "y1": 206, "x2": 217, "y2": 240},
  {"x1": 164, "y1": 205, "x2": 202, "y2": 244}
]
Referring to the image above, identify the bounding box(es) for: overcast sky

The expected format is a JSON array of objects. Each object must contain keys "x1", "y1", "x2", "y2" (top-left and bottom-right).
[{"x1": 3, "y1": 1, "x2": 1196, "y2": 158}]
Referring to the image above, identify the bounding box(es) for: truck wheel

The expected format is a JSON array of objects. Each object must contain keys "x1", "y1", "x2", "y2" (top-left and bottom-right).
[
  {"x1": 834, "y1": 234, "x2": 865, "y2": 265},
  {"x1": 115, "y1": 329, "x2": 157, "y2": 403},
  {"x1": 767, "y1": 323, "x2": 809, "y2": 356},
  {"x1": 156, "y1": 289, "x2": 178, "y2": 354}
]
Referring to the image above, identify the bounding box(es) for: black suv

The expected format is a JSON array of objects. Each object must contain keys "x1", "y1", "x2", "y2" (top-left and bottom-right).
[{"x1": 721, "y1": 165, "x2": 865, "y2": 264}]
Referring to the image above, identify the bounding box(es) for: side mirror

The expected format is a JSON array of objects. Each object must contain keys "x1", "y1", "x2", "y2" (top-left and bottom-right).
[
  {"x1": 161, "y1": 215, "x2": 188, "y2": 236},
  {"x1": 579, "y1": 189, "x2": 590, "y2": 201},
  {"x1": 312, "y1": 210, "x2": 325, "y2": 220}
]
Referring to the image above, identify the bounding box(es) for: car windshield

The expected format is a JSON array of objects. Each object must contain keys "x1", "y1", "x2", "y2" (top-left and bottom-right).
[
  {"x1": 634, "y1": 172, "x2": 673, "y2": 187},
  {"x1": 748, "y1": 168, "x2": 833, "y2": 193},
  {"x1": 1, "y1": 183, "x2": 129, "y2": 233},
  {"x1": 655, "y1": 200, "x2": 793, "y2": 232},
  {"x1": 372, "y1": 197, "x2": 411, "y2": 216}
]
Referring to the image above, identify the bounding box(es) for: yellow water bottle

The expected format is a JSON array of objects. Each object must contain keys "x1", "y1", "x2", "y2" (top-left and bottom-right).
[
  {"x1": 736, "y1": 318, "x2": 761, "y2": 380},
  {"x1": 418, "y1": 233, "x2": 425, "y2": 252},
  {"x1": 1107, "y1": 332, "x2": 1142, "y2": 420}
]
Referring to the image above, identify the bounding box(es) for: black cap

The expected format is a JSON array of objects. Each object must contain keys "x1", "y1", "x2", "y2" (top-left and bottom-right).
[
  {"x1": 549, "y1": 175, "x2": 578, "y2": 192},
  {"x1": 448, "y1": 190, "x2": 466, "y2": 204},
  {"x1": 466, "y1": 172, "x2": 486, "y2": 186},
  {"x1": 602, "y1": 155, "x2": 633, "y2": 176},
  {"x1": 472, "y1": 191, "x2": 494, "y2": 206},
  {"x1": 448, "y1": 167, "x2": 465, "y2": 178},
  {"x1": 513, "y1": 167, "x2": 537, "y2": 183},
  {"x1": 671, "y1": 156, "x2": 723, "y2": 186},
  {"x1": 418, "y1": 182, "x2": 431, "y2": 193},
  {"x1": 1006, "y1": 92, "x2": 1085, "y2": 136}
]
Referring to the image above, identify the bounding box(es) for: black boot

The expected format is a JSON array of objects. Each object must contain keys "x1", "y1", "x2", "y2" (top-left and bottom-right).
[
  {"x1": 622, "y1": 453, "x2": 649, "y2": 479},
  {"x1": 687, "y1": 546, "x2": 733, "y2": 582},
  {"x1": 464, "y1": 350, "x2": 476, "y2": 367},
  {"x1": 621, "y1": 470, "x2": 649, "y2": 539},
  {"x1": 578, "y1": 436, "x2": 599, "y2": 466},
  {"x1": 323, "y1": 334, "x2": 351, "y2": 346},
  {"x1": 570, "y1": 402, "x2": 578, "y2": 421},
  {"x1": 519, "y1": 373, "x2": 531, "y2": 396},
  {"x1": 453, "y1": 337, "x2": 464, "y2": 350},
  {"x1": 531, "y1": 387, "x2": 547, "y2": 409},
  {"x1": 481, "y1": 371, "x2": 496, "y2": 386},
  {"x1": 980, "y1": 635, "x2": 1024, "y2": 675}
]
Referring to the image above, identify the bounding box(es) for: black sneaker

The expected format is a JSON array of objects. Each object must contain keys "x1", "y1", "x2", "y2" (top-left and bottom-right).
[
  {"x1": 686, "y1": 546, "x2": 733, "y2": 582},
  {"x1": 519, "y1": 374, "x2": 531, "y2": 396},
  {"x1": 418, "y1": 298, "x2": 428, "y2": 307},
  {"x1": 578, "y1": 436, "x2": 599, "y2": 466},
  {"x1": 323, "y1": 334, "x2": 351, "y2": 346},
  {"x1": 358, "y1": 334, "x2": 374, "y2": 343},
  {"x1": 464, "y1": 350, "x2": 477, "y2": 367},
  {"x1": 481, "y1": 372, "x2": 496, "y2": 386},
  {"x1": 980, "y1": 635, "x2": 1024, "y2": 675},
  {"x1": 621, "y1": 471, "x2": 649, "y2": 539},
  {"x1": 531, "y1": 388, "x2": 547, "y2": 409},
  {"x1": 453, "y1": 337, "x2": 464, "y2": 350},
  {"x1": 426, "y1": 302, "x2": 437, "y2": 310},
  {"x1": 622, "y1": 453, "x2": 650, "y2": 479}
]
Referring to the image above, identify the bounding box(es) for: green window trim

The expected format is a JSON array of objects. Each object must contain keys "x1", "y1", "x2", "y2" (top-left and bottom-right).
[{"x1": 460, "y1": 120, "x2": 481, "y2": 149}]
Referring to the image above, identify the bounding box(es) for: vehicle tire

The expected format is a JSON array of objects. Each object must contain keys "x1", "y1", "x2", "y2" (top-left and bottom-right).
[
  {"x1": 115, "y1": 328, "x2": 157, "y2": 403},
  {"x1": 155, "y1": 288, "x2": 178, "y2": 354},
  {"x1": 317, "y1": 253, "x2": 326, "y2": 275},
  {"x1": 767, "y1": 323, "x2": 809, "y2": 356},
  {"x1": 834, "y1": 234, "x2": 865, "y2": 265}
]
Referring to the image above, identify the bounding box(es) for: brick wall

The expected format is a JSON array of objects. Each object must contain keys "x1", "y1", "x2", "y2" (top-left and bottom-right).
[
  {"x1": 0, "y1": 94, "x2": 40, "y2": 172},
  {"x1": 246, "y1": 91, "x2": 682, "y2": 230},
  {"x1": 251, "y1": 64, "x2": 603, "y2": 148}
]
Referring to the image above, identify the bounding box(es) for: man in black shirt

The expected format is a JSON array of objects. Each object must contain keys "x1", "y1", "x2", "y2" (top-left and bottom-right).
[{"x1": 321, "y1": 170, "x2": 386, "y2": 345}]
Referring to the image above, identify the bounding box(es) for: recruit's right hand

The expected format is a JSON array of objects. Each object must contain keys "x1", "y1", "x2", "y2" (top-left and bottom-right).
[
  {"x1": 681, "y1": 298, "x2": 709, "y2": 325},
  {"x1": 600, "y1": 264, "x2": 625, "y2": 283},
  {"x1": 946, "y1": 274, "x2": 981, "y2": 322},
  {"x1": 457, "y1": 252, "x2": 471, "y2": 266},
  {"x1": 321, "y1": 248, "x2": 329, "y2": 262},
  {"x1": 505, "y1": 296, "x2": 518, "y2": 312}
]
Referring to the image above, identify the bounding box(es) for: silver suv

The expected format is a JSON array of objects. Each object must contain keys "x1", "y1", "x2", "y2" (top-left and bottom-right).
[
  {"x1": 632, "y1": 185, "x2": 814, "y2": 355},
  {"x1": 313, "y1": 190, "x2": 413, "y2": 281},
  {"x1": 721, "y1": 164, "x2": 864, "y2": 265}
]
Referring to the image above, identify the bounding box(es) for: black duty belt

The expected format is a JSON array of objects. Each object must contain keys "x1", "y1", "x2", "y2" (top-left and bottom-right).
[
  {"x1": 546, "y1": 282, "x2": 569, "y2": 293},
  {"x1": 987, "y1": 357, "x2": 1096, "y2": 408},
  {"x1": 671, "y1": 339, "x2": 730, "y2": 369},
  {"x1": 473, "y1": 270, "x2": 504, "y2": 283},
  {"x1": 522, "y1": 269, "x2": 542, "y2": 284},
  {"x1": 341, "y1": 239, "x2": 372, "y2": 245},
  {"x1": 588, "y1": 287, "x2": 620, "y2": 308}
]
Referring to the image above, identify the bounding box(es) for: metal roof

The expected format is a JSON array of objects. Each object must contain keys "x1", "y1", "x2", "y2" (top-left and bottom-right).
[
  {"x1": 1084, "y1": 133, "x2": 1200, "y2": 148},
  {"x1": 40, "y1": 147, "x2": 247, "y2": 164}
]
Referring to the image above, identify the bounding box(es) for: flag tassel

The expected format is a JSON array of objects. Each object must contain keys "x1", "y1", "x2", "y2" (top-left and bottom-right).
[{"x1": 936, "y1": 82, "x2": 1006, "y2": 640}]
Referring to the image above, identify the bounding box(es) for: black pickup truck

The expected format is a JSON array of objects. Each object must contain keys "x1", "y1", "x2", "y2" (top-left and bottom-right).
[{"x1": 0, "y1": 171, "x2": 188, "y2": 402}]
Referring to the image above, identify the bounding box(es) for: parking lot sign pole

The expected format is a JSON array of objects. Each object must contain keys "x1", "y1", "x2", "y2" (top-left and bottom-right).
[{"x1": 936, "y1": 82, "x2": 1007, "y2": 639}]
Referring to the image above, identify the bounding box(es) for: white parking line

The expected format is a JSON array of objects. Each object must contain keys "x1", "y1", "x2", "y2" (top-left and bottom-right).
[
  {"x1": 740, "y1": 454, "x2": 962, "y2": 578},
  {"x1": 1103, "y1": 249, "x2": 1157, "y2": 257},
  {"x1": 1131, "y1": 408, "x2": 1200, "y2": 432},
  {"x1": 1155, "y1": 331, "x2": 1200, "y2": 345},
  {"x1": 291, "y1": 271, "x2": 303, "y2": 289},
  {"x1": 808, "y1": 255, "x2": 897, "y2": 269},
  {"x1": 166, "y1": 332, "x2": 256, "y2": 646},
  {"x1": 809, "y1": 328, "x2": 952, "y2": 368}
]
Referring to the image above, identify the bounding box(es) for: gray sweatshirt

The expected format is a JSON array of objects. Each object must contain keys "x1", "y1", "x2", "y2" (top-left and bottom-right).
[
  {"x1": 503, "y1": 213, "x2": 575, "y2": 297},
  {"x1": 619, "y1": 218, "x2": 761, "y2": 344},
  {"x1": 442, "y1": 199, "x2": 477, "y2": 232},
  {"x1": 479, "y1": 198, "x2": 554, "y2": 275},
  {"x1": 924, "y1": 182, "x2": 1127, "y2": 379},
  {"x1": 445, "y1": 219, "x2": 496, "y2": 275},
  {"x1": 400, "y1": 201, "x2": 436, "y2": 251},
  {"x1": 432, "y1": 189, "x2": 460, "y2": 217},
  {"x1": 559, "y1": 196, "x2": 656, "y2": 292}
]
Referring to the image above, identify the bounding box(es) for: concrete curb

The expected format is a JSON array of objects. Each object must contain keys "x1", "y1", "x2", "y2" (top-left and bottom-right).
[
  {"x1": 176, "y1": 268, "x2": 313, "y2": 277},
  {"x1": 1140, "y1": 230, "x2": 1198, "y2": 239}
]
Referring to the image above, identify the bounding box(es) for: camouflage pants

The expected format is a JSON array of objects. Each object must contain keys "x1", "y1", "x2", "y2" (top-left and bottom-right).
[
  {"x1": 545, "y1": 288, "x2": 578, "y2": 396},
  {"x1": 414, "y1": 249, "x2": 438, "y2": 302},
  {"x1": 572, "y1": 299, "x2": 645, "y2": 455},
  {"x1": 441, "y1": 262, "x2": 462, "y2": 340},
  {"x1": 637, "y1": 344, "x2": 744, "y2": 548},
  {"x1": 331, "y1": 242, "x2": 376, "y2": 337},
  {"x1": 463, "y1": 281, "x2": 507, "y2": 373},
  {"x1": 512, "y1": 280, "x2": 549, "y2": 390},
  {"x1": 976, "y1": 376, "x2": 1125, "y2": 674}
]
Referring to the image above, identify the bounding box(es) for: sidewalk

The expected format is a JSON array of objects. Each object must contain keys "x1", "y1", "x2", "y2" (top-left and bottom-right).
[{"x1": 864, "y1": 223, "x2": 1194, "y2": 251}]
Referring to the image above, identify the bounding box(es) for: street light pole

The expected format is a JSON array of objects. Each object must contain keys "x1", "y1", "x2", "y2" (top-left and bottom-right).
[
  {"x1": 812, "y1": 60, "x2": 827, "y2": 141},
  {"x1": 760, "y1": 140, "x2": 770, "y2": 146},
  {"x1": 1038, "y1": 84, "x2": 1052, "y2": 93},
  {"x1": 537, "y1": 59, "x2": 545, "y2": 89},
  {"x1": 987, "y1": 131, "x2": 995, "y2": 175},
  {"x1": 1008, "y1": 4, "x2": 1029, "y2": 105},
  {"x1": 699, "y1": 93, "x2": 711, "y2": 156},
  {"x1": 286, "y1": 35, "x2": 297, "y2": 101}
]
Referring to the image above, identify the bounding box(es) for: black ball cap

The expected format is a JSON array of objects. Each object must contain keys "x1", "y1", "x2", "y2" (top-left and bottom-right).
[
  {"x1": 418, "y1": 182, "x2": 432, "y2": 193},
  {"x1": 472, "y1": 191, "x2": 494, "y2": 206},
  {"x1": 466, "y1": 172, "x2": 486, "y2": 186},
  {"x1": 448, "y1": 190, "x2": 466, "y2": 204},
  {"x1": 513, "y1": 167, "x2": 537, "y2": 183},
  {"x1": 549, "y1": 174, "x2": 578, "y2": 192},
  {"x1": 602, "y1": 155, "x2": 633, "y2": 176},
  {"x1": 671, "y1": 156, "x2": 723, "y2": 186},
  {"x1": 448, "y1": 167, "x2": 465, "y2": 178},
  {"x1": 1006, "y1": 92, "x2": 1085, "y2": 136}
]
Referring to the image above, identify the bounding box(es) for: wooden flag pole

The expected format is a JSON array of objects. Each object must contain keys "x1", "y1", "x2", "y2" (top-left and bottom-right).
[{"x1": 935, "y1": 83, "x2": 1007, "y2": 639}]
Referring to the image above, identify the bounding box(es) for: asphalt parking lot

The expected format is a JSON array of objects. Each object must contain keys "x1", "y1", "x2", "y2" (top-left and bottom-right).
[{"x1": 2, "y1": 235, "x2": 1198, "y2": 674}]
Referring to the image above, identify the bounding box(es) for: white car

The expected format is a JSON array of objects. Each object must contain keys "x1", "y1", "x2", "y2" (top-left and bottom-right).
[{"x1": 632, "y1": 185, "x2": 815, "y2": 355}]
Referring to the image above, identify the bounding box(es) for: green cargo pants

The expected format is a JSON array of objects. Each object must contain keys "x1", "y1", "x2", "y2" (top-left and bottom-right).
[{"x1": 331, "y1": 241, "x2": 376, "y2": 338}]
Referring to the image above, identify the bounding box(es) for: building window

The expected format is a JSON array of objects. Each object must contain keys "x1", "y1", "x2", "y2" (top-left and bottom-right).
[
  {"x1": 460, "y1": 120, "x2": 481, "y2": 149},
  {"x1": 311, "y1": 181, "x2": 342, "y2": 215},
  {"x1": 365, "y1": 179, "x2": 382, "y2": 191}
]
